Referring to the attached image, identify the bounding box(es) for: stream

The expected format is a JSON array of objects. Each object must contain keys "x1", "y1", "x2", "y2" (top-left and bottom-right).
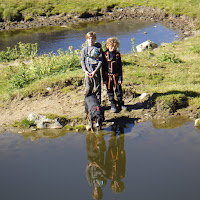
[
  {"x1": 0, "y1": 118, "x2": 200, "y2": 200},
  {"x1": 0, "y1": 19, "x2": 179, "y2": 54}
]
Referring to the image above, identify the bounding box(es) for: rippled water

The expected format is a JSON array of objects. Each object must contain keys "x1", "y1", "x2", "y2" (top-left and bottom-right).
[
  {"x1": 0, "y1": 119, "x2": 200, "y2": 200},
  {"x1": 0, "y1": 19, "x2": 179, "y2": 54}
]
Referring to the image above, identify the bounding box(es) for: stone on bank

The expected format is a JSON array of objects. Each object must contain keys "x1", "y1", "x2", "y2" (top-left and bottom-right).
[{"x1": 28, "y1": 113, "x2": 63, "y2": 129}]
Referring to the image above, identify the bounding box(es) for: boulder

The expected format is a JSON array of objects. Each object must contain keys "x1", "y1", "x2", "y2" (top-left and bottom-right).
[
  {"x1": 136, "y1": 40, "x2": 158, "y2": 52},
  {"x1": 28, "y1": 113, "x2": 63, "y2": 129},
  {"x1": 139, "y1": 93, "x2": 150, "y2": 101},
  {"x1": 194, "y1": 119, "x2": 200, "y2": 127}
]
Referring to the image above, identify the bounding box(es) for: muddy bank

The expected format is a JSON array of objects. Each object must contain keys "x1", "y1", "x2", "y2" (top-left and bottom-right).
[
  {"x1": 0, "y1": 83, "x2": 199, "y2": 134},
  {"x1": 0, "y1": 6, "x2": 197, "y2": 38}
]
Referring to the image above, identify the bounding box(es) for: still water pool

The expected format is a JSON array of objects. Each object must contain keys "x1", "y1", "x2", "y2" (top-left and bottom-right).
[
  {"x1": 0, "y1": 120, "x2": 200, "y2": 200},
  {"x1": 0, "y1": 19, "x2": 179, "y2": 54}
]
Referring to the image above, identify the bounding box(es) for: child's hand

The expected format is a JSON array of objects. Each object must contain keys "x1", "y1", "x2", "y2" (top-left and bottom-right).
[
  {"x1": 90, "y1": 70, "x2": 96, "y2": 78},
  {"x1": 85, "y1": 71, "x2": 90, "y2": 77}
]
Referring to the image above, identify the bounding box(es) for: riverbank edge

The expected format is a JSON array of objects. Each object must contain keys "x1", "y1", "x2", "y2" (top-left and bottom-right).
[
  {"x1": 0, "y1": 84, "x2": 199, "y2": 134},
  {"x1": 0, "y1": 6, "x2": 198, "y2": 37}
]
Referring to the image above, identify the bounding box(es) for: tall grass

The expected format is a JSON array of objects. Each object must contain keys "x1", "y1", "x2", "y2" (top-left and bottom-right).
[
  {"x1": 0, "y1": 42, "x2": 38, "y2": 62},
  {"x1": 1, "y1": 44, "x2": 81, "y2": 93}
]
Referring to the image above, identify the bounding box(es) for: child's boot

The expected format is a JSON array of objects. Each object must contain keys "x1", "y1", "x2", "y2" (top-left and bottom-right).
[{"x1": 111, "y1": 101, "x2": 117, "y2": 113}]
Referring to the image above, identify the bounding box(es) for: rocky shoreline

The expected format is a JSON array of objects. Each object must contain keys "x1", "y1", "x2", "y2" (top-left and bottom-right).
[{"x1": 0, "y1": 6, "x2": 197, "y2": 38}]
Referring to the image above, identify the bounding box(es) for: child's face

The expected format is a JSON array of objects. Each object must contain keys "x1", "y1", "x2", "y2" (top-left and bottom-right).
[
  {"x1": 87, "y1": 36, "x2": 96, "y2": 46},
  {"x1": 108, "y1": 45, "x2": 117, "y2": 52}
]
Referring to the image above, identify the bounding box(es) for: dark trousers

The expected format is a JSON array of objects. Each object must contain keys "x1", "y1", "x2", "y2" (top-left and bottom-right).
[
  {"x1": 84, "y1": 72, "x2": 101, "y2": 104},
  {"x1": 106, "y1": 78, "x2": 123, "y2": 107}
]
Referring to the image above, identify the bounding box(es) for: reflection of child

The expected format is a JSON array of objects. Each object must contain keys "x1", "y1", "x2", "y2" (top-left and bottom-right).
[
  {"x1": 81, "y1": 31, "x2": 103, "y2": 104},
  {"x1": 105, "y1": 134, "x2": 126, "y2": 193},
  {"x1": 103, "y1": 37, "x2": 125, "y2": 113},
  {"x1": 85, "y1": 134, "x2": 107, "y2": 200}
]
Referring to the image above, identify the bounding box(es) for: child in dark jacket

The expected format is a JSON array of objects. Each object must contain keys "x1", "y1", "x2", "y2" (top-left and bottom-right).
[{"x1": 102, "y1": 37, "x2": 125, "y2": 113}]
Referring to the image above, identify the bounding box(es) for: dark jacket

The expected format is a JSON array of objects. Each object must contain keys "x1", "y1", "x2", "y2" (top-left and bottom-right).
[{"x1": 102, "y1": 50, "x2": 122, "y2": 82}]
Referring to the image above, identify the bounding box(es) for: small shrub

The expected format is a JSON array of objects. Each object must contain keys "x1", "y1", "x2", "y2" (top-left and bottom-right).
[
  {"x1": 0, "y1": 42, "x2": 38, "y2": 62},
  {"x1": 157, "y1": 51, "x2": 182, "y2": 63},
  {"x1": 12, "y1": 118, "x2": 35, "y2": 128},
  {"x1": 0, "y1": 7, "x2": 4, "y2": 21},
  {"x1": 3, "y1": 7, "x2": 22, "y2": 21},
  {"x1": 7, "y1": 64, "x2": 34, "y2": 89}
]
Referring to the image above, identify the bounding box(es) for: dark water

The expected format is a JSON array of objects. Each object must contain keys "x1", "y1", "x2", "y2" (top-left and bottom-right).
[
  {"x1": 0, "y1": 19, "x2": 179, "y2": 54},
  {"x1": 0, "y1": 119, "x2": 200, "y2": 200}
]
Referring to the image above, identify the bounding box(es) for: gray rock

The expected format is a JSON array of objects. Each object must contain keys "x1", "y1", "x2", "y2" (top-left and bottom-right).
[
  {"x1": 136, "y1": 40, "x2": 158, "y2": 52},
  {"x1": 194, "y1": 119, "x2": 200, "y2": 127},
  {"x1": 28, "y1": 113, "x2": 63, "y2": 129},
  {"x1": 139, "y1": 93, "x2": 150, "y2": 101}
]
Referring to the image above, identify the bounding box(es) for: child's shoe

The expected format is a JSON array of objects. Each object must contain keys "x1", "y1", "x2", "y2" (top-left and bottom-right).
[
  {"x1": 111, "y1": 106, "x2": 117, "y2": 113},
  {"x1": 121, "y1": 105, "x2": 127, "y2": 111}
]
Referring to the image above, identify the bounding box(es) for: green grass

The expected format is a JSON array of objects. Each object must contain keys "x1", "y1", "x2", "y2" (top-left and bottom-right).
[
  {"x1": 0, "y1": 0, "x2": 200, "y2": 26},
  {"x1": 12, "y1": 117, "x2": 35, "y2": 128}
]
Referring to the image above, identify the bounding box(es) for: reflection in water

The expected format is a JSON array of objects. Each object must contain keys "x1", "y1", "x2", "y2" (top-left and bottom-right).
[
  {"x1": 85, "y1": 126, "x2": 126, "y2": 199},
  {"x1": 106, "y1": 134, "x2": 126, "y2": 194},
  {"x1": 21, "y1": 129, "x2": 67, "y2": 141},
  {"x1": 1, "y1": 121, "x2": 200, "y2": 199},
  {"x1": 152, "y1": 116, "x2": 190, "y2": 129},
  {"x1": 86, "y1": 133, "x2": 107, "y2": 200}
]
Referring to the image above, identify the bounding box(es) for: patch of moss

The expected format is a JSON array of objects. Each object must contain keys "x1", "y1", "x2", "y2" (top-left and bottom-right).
[
  {"x1": 73, "y1": 116, "x2": 83, "y2": 122},
  {"x1": 45, "y1": 113, "x2": 59, "y2": 119},
  {"x1": 74, "y1": 124, "x2": 85, "y2": 131},
  {"x1": 64, "y1": 124, "x2": 73, "y2": 130},
  {"x1": 156, "y1": 94, "x2": 188, "y2": 113},
  {"x1": 62, "y1": 86, "x2": 72, "y2": 93}
]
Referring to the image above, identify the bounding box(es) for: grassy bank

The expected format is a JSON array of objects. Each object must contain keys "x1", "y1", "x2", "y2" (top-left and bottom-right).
[
  {"x1": 0, "y1": 0, "x2": 200, "y2": 26},
  {"x1": 0, "y1": 33, "x2": 200, "y2": 116}
]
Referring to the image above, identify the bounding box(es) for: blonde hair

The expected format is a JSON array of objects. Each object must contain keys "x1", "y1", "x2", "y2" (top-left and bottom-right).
[
  {"x1": 106, "y1": 37, "x2": 120, "y2": 49},
  {"x1": 85, "y1": 31, "x2": 96, "y2": 40}
]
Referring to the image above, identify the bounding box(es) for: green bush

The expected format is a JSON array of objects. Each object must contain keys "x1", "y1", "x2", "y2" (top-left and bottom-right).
[
  {"x1": 0, "y1": 42, "x2": 38, "y2": 62},
  {"x1": 4, "y1": 44, "x2": 81, "y2": 89},
  {"x1": 157, "y1": 51, "x2": 182, "y2": 63},
  {"x1": 7, "y1": 64, "x2": 34, "y2": 89},
  {"x1": 3, "y1": 7, "x2": 22, "y2": 21},
  {"x1": 12, "y1": 118, "x2": 35, "y2": 128},
  {"x1": 0, "y1": 7, "x2": 3, "y2": 21}
]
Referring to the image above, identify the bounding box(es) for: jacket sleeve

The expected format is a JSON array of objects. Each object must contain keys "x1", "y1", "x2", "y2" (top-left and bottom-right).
[
  {"x1": 94, "y1": 48, "x2": 103, "y2": 72},
  {"x1": 118, "y1": 53, "x2": 123, "y2": 82},
  {"x1": 102, "y1": 51, "x2": 108, "y2": 82},
  {"x1": 81, "y1": 47, "x2": 87, "y2": 72}
]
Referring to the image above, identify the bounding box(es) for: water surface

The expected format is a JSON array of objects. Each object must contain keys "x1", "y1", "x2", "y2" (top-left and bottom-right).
[
  {"x1": 0, "y1": 120, "x2": 200, "y2": 200},
  {"x1": 0, "y1": 19, "x2": 179, "y2": 54}
]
